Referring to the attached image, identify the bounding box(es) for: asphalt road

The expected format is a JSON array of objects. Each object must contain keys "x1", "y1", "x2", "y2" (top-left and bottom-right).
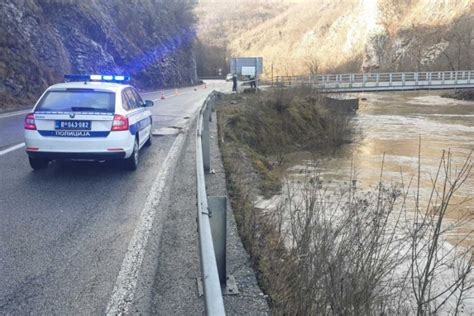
[{"x1": 0, "y1": 81, "x2": 230, "y2": 314}]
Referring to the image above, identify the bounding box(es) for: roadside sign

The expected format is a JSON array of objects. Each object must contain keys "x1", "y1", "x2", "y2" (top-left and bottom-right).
[
  {"x1": 229, "y1": 57, "x2": 263, "y2": 89},
  {"x1": 241, "y1": 67, "x2": 256, "y2": 76},
  {"x1": 229, "y1": 57, "x2": 263, "y2": 77}
]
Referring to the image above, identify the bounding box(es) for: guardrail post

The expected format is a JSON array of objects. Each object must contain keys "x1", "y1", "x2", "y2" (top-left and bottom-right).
[
  {"x1": 208, "y1": 196, "x2": 227, "y2": 286},
  {"x1": 469, "y1": 71, "x2": 471, "y2": 84},
  {"x1": 202, "y1": 105, "x2": 210, "y2": 173}
]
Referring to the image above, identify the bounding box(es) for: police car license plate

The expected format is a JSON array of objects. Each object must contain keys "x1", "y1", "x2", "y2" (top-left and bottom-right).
[{"x1": 55, "y1": 120, "x2": 91, "y2": 130}]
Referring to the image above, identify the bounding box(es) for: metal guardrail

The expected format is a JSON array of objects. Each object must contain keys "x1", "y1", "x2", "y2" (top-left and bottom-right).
[
  {"x1": 196, "y1": 91, "x2": 227, "y2": 316},
  {"x1": 274, "y1": 70, "x2": 474, "y2": 92}
]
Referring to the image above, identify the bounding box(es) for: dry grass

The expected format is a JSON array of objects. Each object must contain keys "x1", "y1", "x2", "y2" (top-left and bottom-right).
[
  {"x1": 217, "y1": 87, "x2": 352, "y2": 196},
  {"x1": 220, "y1": 87, "x2": 352, "y2": 155}
]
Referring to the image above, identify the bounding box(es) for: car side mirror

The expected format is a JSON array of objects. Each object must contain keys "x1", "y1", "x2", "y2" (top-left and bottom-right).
[{"x1": 144, "y1": 100, "x2": 154, "y2": 107}]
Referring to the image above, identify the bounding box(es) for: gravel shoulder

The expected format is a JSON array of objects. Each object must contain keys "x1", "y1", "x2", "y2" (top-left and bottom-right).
[
  {"x1": 132, "y1": 106, "x2": 269, "y2": 314},
  {"x1": 205, "y1": 110, "x2": 270, "y2": 315}
]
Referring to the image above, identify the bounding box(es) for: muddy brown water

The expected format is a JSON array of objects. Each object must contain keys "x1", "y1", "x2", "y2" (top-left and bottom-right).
[{"x1": 280, "y1": 90, "x2": 474, "y2": 246}]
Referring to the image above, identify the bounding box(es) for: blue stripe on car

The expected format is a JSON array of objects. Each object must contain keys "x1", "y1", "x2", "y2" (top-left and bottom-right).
[{"x1": 129, "y1": 116, "x2": 151, "y2": 135}]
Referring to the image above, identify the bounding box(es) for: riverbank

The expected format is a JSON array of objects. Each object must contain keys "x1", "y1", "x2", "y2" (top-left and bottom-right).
[
  {"x1": 216, "y1": 88, "x2": 356, "y2": 312},
  {"x1": 218, "y1": 87, "x2": 354, "y2": 197},
  {"x1": 217, "y1": 88, "x2": 474, "y2": 314}
]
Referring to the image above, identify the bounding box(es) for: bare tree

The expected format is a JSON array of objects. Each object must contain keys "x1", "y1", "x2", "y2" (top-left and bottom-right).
[
  {"x1": 441, "y1": 15, "x2": 473, "y2": 71},
  {"x1": 303, "y1": 52, "x2": 319, "y2": 75}
]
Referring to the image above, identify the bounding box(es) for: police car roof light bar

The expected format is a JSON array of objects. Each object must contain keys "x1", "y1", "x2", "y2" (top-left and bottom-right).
[{"x1": 64, "y1": 74, "x2": 131, "y2": 83}]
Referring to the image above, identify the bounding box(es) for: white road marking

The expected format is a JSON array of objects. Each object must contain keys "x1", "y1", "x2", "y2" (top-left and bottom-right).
[
  {"x1": 0, "y1": 142, "x2": 25, "y2": 156},
  {"x1": 0, "y1": 109, "x2": 31, "y2": 119},
  {"x1": 106, "y1": 132, "x2": 187, "y2": 315}
]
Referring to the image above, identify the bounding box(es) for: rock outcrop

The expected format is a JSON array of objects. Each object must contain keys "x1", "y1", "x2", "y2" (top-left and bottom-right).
[{"x1": 0, "y1": 0, "x2": 197, "y2": 110}]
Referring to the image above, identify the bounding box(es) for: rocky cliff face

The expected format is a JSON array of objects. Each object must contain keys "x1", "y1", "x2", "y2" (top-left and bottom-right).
[
  {"x1": 197, "y1": 0, "x2": 473, "y2": 77},
  {"x1": 0, "y1": 0, "x2": 197, "y2": 110}
]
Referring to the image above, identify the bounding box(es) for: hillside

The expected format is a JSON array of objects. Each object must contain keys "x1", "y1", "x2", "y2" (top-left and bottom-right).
[
  {"x1": 196, "y1": 0, "x2": 473, "y2": 77},
  {"x1": 194, "y1": 0, "x2": 290, "y2": 76},
  {"x1": 0, "y1": 0, "x2": 197, "y2": 110}
]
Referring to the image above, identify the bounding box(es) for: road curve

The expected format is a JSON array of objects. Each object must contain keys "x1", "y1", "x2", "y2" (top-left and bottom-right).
[{"x1": 0, "y1": 81, "x2": 230, "y2": 314}]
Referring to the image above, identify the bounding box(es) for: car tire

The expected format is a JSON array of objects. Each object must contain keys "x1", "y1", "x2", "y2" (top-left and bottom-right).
[
  {"x1": 29, "y1": 157, "x2": 49, "y2": 170},
  {"x1": 144, "y1": 131, "x2": 152, "y2": 147},
  {"x1": 123, "y1": 138, "x2": 139, "y2": 171}
]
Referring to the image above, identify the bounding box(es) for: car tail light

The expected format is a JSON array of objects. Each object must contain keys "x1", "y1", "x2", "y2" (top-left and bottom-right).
[
  {"x1": 24, "y1": 113, "x2": 36, "y2": 130},
  {"x1": 111, "y1": 114, "x2": 129, "y2": 131}
]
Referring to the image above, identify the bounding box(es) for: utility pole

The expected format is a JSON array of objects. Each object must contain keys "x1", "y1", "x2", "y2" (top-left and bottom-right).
[
  {"x1": 255, "y1": 57, "x2": 259, "y2": 90},
  {"x1": 271, "y1": 62, "x2": 274, "y2": 87}
]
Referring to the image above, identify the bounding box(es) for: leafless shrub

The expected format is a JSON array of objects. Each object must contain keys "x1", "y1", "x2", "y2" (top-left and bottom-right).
[
  {"x1": 263, "y1": 150, "x2": 473, "y2": 315},
  {"x1": 407, "y1": 150, "x2": 473, "y2": 315},
  {"x1": 228, "y1": 151, "x2": 473, "y2": 315},
  {"x1": 269, "y1": 166, "x2": 410, "y2": 314}
]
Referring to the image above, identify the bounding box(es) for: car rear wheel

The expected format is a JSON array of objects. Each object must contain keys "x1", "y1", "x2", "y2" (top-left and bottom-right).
[
  {"x1": 145, "y1": 131, "x2": 152, "y2": 147},
  {"x1": 123, "y1": 138, "x2": 139, "y2": 170},
  {"x1": 29, "y1": 157, "x2": 49, "y2": 170}
]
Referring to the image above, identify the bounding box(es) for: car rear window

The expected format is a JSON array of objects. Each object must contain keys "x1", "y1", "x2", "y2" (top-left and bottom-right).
[{"x1": 36, "y1": 89, "x2": 115, "y2": 113}]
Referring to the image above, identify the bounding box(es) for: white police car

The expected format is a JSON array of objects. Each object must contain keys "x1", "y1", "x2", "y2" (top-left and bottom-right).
[{"x1": 24, "y1": 74, "x2": 154, "y2": 170}]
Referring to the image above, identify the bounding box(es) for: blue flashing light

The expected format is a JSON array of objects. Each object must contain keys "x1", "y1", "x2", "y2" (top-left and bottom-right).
[{"x1": 64, "y1": 74, "x2": 131, "y2": 83}]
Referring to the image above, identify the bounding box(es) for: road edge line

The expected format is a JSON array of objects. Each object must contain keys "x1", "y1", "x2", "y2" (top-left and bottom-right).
[
  {"x1": 0, "y1": 109, "x2": 31, "y2": 119},
  {"x1": 105, "y1": 132, "x2": 187, "y2": 315},
  {"x1": 0, "y1": 142, "x2": 25, "y2": 156}
]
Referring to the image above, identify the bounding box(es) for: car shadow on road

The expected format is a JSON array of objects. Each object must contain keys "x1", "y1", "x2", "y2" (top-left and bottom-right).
[{"x1": 26, "y1": 146, "x2": 153, "y2": 180}]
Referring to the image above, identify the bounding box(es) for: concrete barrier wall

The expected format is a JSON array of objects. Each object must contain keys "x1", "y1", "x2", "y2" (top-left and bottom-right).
[{"x1": 321, "y1": 96, "x2": 359, "y2": 113}]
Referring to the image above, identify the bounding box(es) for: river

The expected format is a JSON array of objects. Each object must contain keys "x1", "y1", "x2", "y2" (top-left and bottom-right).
[{"x1": 263, "y1": 90, "x2": 474, "y2": 245}]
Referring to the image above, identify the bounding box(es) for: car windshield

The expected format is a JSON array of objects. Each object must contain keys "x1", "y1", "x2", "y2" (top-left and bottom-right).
[{"x1": 36, "y1": 89, "x2": 115, "y2": 112}]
